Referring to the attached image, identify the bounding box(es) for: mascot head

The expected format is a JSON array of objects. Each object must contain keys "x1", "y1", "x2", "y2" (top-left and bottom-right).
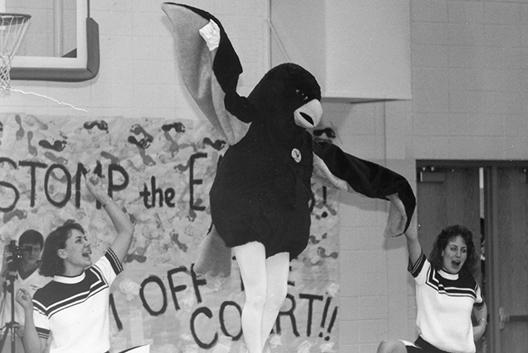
[
  {"x1": 162, "y1": 3, "x2": 324, "y2": 143},
  {"x1": 248, "y1": 63, "x2": 323, "y2": 131}
]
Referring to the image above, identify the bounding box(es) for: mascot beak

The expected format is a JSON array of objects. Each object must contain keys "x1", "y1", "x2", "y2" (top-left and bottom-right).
[{"x1": 294, "y1": 99, "x2": 323, "y2": 129}]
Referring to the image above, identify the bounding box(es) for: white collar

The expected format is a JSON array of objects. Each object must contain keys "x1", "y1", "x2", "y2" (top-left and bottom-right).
[
  {"x1": 438, "y1": 268, "x2": 459, "y2": 280},
  {"x1": 54, "y1": 272, "x2": 86, "y2": 284}
]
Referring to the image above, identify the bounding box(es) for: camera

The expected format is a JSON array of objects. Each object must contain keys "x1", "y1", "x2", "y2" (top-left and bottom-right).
[{"x1": 5, "y1": 240, "x2": 25, "y2": 273}]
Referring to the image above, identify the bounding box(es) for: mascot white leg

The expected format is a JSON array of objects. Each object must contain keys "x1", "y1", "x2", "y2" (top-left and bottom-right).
[
  {"x1": 260, "y1": 252, "x2": 289, "y2": 351},
  {"x1": 233, "y1": 241, "x2": 267, "y2": 353},
  {"x1": 234, "y1": 244, "x2": 289, "y2": 353}
]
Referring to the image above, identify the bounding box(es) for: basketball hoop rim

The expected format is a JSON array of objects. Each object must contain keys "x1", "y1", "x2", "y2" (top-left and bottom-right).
[{"x1": 0, "y1": 13, "x2": 32, "y2": 21}]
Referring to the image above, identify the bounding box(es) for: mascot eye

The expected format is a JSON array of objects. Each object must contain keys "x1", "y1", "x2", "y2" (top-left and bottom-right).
[{"x1": 295, "y1": 89, "x2": 309, "y2": 102}]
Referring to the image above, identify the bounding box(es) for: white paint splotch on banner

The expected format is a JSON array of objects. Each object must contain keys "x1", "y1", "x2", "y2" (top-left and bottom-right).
[{"x1": 0, "y1": 114, "x2": 339, "y2": 353}]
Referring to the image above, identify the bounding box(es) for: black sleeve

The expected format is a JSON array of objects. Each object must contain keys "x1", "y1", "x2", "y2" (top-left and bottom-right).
[
  {"x1": 224, "y1": 91, "x2": 258, "y2": 123},
  {"x1": 313, "y1": 140, "x2": 416, "y2": 231}
]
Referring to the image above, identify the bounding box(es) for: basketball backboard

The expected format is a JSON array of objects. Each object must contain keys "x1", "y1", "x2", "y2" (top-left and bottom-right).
[{"x1": 0, "y1": 0, "x2": 98, "y2": 81}]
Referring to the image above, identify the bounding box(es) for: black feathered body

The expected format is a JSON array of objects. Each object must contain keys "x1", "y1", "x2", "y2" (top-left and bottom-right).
[{"x1": 210, "y1": 116, "x2": 315, "y2": 259}]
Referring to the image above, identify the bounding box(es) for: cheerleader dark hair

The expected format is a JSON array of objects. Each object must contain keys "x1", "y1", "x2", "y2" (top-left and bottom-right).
[
  {"x1": 429, "y1": 224, "x2": 478, "y2": 277},
  {"x1": 40, "y1": 220, "x2": 85, "y2": 277}
]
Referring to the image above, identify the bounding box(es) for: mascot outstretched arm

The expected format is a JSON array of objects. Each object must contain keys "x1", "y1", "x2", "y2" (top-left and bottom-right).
[{"x1": 162, "y1": 4, "x2": 415, "y2": 353}]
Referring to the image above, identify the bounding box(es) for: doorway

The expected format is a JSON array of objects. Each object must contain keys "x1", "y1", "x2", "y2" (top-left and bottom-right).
[{"x1": 417, "y1": 161, "x2": 528, "y2": 353}]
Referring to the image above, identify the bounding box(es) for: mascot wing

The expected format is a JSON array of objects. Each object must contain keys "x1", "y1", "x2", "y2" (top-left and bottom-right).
[
  {"x1": 312, "y1": 141, "x2": 416, "y2": 237},
  {"x1": 162, "y1": 2, "x2": 251, "y2": 145}
]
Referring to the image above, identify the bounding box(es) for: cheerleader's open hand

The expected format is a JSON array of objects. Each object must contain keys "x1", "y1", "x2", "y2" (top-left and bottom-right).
[
  {"x1": 15, "y1": 288, "x2": 33, "y2": 312},
  {"x1": 84, "y1": 173, "x2": 110, "y2": 205}
]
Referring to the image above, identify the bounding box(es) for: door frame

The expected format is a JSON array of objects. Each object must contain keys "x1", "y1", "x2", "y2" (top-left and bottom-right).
[{"x1": 483, "y1": 167, "x2": 500, "y2": 353}]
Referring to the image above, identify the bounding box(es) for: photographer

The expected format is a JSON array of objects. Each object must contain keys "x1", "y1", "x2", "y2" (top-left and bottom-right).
[{"x1": 0, "y1": 230, "x2": 50, "y2": 353}]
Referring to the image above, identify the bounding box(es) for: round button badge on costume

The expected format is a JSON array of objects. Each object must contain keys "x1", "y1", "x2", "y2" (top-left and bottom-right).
[{"x1": 291, "y1": 148, "x2": 302, "y2": 163}]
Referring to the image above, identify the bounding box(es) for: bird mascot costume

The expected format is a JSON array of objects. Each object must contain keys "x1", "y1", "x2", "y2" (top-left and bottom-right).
[{"x1": 162, "y1": 4, "x2": 416, "y2": 353}]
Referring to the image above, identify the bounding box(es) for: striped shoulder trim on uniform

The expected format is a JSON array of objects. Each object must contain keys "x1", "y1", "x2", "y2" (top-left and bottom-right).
[
  {"x1": 105, "y1": 247, "x2": 124, "y2": 274},
  {"x1": 33, "y1": 299, "x2": 48, "y2": 315},
  {"x1": 408, "y1": 252, "x2": 426, "y2": 278},
  {"x1": 90, "y1": 262, "x2": 109, "y2": 285},
  {"x1": 36, "y1": 326, "x2": 50, "y2": 339},
  {"x1": 425, "y1": 267, "x2": 478, "y2": 299}
]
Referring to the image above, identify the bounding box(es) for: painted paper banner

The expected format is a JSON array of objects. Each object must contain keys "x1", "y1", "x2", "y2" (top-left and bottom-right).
[{"x1": 0, "y1": 113, "x2": 339, "y2": 353}]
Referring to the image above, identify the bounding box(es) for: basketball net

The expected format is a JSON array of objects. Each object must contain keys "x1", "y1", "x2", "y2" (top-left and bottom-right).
[{"x1": 0, "y1": 13, "x2": 30, "y2": 95}]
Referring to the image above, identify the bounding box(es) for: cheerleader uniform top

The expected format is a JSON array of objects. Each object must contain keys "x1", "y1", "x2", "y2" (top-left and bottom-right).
[
  {"x1": 409, "y1": 252, "x2": 483, "y2": 353},
  {"x1": 31, "y1": 248, "x2": 123, "y2": 353}
]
